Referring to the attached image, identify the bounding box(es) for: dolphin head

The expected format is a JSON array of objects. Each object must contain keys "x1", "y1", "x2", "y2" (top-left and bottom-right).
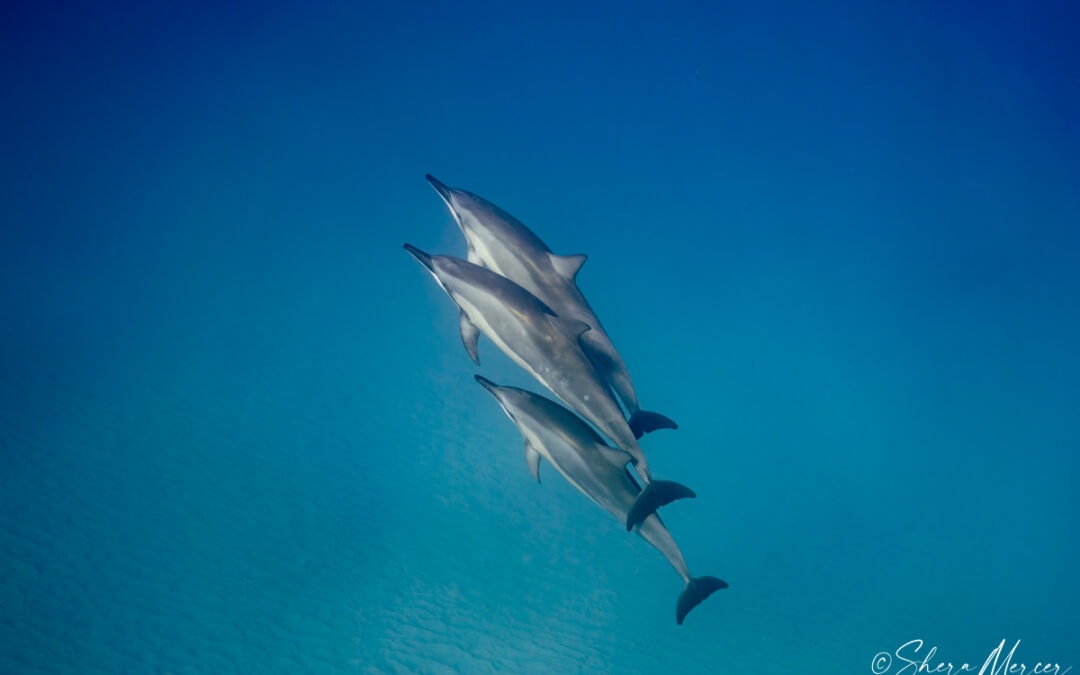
[
  {"x1": 425, "y1": 174, "x2": 497, "y2": 234},
  {"x1": 425, "y1": 174, "x2": 456, "y2": 207},
  {"x1": 403, "y1": 243, "x2": 435, "y2": 273},
  {"x1": 426, "y1": 174, "x2": 468, "y2": 225},
  {"x1": 475, "y1": 374, "x2": 510, "y2": 405},
  {"x1": 403, "y1": 244, "x2": 485, "y2": 288},
  {"x1": 475, "y1": 375, "x2": 531, "y2": 424},
  {"x1": 403, "y1": 242, "x2": 456, "y2": 297}
]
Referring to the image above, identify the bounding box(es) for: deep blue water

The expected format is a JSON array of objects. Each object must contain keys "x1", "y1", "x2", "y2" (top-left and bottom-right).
[{"x1": 2, "y1": 1, "x2": 1078, "y2": 673}]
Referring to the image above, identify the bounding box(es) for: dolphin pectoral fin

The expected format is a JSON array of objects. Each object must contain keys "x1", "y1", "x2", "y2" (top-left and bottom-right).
[
  {"x1": 625, "y1": 480, "x2": 697, "y2": 531},
  {"x1": 549, "y1": 253, "x2": 587, "y2": 281},
  {"x1": 676, "y1": 576, "x2": 728, "y2": 625},
  {"x1": 550, "y1": 316, "x2": 591, "y2": 339},
  {"x1": 628, "y1": 410, "x2": 679, "y2": 439},
  {"x1": 459, "y1": 311, "x2": 481, "y2": 365},
  {"x1": 525, "y1": 443, "x2": 542, "y2": 483}
]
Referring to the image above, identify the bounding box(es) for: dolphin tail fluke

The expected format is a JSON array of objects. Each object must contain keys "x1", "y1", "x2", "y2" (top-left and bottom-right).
[
  {"x1": 628, "y1": 410, "x2": 679, "y2": 439},
  {"x1": 625, "y1": 480, "x2": 696, "y2": 531},
  {"x1": 676, "y1": 576, "x2": 728, "y2": 625}
]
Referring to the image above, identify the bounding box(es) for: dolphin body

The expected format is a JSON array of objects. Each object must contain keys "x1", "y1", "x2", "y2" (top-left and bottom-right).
[
  {"x1": 426, "y1": 174, "x2": 677, "y2": 440},
  {"x1": 475, "y1": 375, "x2": 727, "y2": 625},
  {"x1": 403, "y1": 243, "x2": 657, "y2": 482}
]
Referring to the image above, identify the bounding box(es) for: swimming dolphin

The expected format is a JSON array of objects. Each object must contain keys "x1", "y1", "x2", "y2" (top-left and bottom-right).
[
  {"x1": 426, "y1": 174, "x2": 677, "y2": 439},
  {"x1": 475, "y1": 375, "x2": 726, "y2": 624},
  {"x1": 404, "y1": 243, "x2": 658, "y2": 482}
]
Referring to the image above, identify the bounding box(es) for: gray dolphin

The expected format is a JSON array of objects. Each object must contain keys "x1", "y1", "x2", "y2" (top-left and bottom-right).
[
  {"x1": 426, "y1": 174, "x2": 677, "y2": 439},
  {"x1": 404, "y1": 243, "x2": 658, "y2": 482},
  {"x1": 475, "y1": 375, "x2": 726, "y2": 625}
]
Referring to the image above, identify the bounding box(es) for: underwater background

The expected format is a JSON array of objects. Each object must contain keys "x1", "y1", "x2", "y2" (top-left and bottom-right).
[{"x1": 2, "y1": 1, "x2": 1078, "y2": 673}]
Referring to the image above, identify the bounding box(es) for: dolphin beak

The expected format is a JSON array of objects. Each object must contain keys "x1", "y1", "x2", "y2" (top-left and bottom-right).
[
  {"x1": 403, "y1": 243, "x2": 435, "y2": 273},
  {"x1": 425, "y1": 174, "x2": 455, "y2": 206},
  {"x1": 474, "y1": 374, "x2": 499, "y2": 395},
  {"x1": 475, "y1": 375, "x2": 516, "y2": 423}
]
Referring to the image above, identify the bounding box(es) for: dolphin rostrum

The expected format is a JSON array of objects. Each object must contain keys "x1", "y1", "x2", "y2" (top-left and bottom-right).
[
  {"x1": 475, "y1": 375, "x2": 726, "y2": 624},
  {"x1": 426, "y1": 174, "x2": 677, "y2": 439},
  {"x1": 404, "y1": 243, "x2": 658, "y2": 482}
]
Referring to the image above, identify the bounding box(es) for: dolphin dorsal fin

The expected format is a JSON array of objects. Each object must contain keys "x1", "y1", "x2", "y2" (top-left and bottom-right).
[
  {"x1": 526, "y1": 442, "x2": 542, "y2": 482},
  {"x1": 550, "y1": 316, "x2": 591, "y2": 340},
  {"x1": 459, "y1": 311, "x2": 481, "y2": 365},
  {"x1": 549, "y1": 253, "x2": 587, "y2": 281}
]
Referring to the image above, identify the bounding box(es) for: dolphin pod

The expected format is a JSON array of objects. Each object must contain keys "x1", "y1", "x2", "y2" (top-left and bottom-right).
[
  {"x1": 404, "y1": 175, "x2": 727, "y2": 624},
  {"x1": 402, "y1": 244, "x2": 656, "y2": 483},
  {"x1": 425, "y1": 174, "x2": 678, "y2": 440}
]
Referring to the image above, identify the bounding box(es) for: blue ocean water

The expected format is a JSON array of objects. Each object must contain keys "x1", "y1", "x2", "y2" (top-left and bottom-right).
[{"x1": 2, "y1": 1, "x2": 1078, "y2": 673}]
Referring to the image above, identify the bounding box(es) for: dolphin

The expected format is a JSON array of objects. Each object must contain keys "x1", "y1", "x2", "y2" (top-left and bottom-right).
[
  {"x1": 426, "y1": 174, "x2": 677, "y2": 439},
  {"x1": 404, "y1": 243, "x2": 658, "y2": 482},
  {"x1": 475, "y1": 375, "x2": 727, "y2": 624}
]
